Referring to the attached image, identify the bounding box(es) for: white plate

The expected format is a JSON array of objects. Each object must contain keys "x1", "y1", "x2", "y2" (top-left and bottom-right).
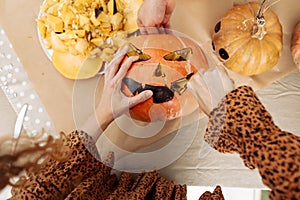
[{"x1": 37, "y1": 7, "x2": 53, "y2": 61}]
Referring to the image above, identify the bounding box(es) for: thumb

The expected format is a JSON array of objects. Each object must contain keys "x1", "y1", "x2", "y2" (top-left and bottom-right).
[{"x1": 129, "y1": 90, "x2": 153, "y2": 108}]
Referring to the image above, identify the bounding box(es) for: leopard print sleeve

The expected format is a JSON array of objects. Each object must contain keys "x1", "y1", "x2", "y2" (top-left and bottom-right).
[
  {"x1": 11, "y1": 130, "x2": 112, "y2": 199},
  {"x1": 205, "y1": 85, "x2": 300, "y2": 200},
  {"x1": 198, "y1": 185, "x2": 225, "y2": 200}
]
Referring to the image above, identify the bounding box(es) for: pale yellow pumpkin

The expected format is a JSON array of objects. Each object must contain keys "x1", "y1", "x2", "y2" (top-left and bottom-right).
[{"x1": 212, "y1": 2, "x2": 283, "y2": 76}]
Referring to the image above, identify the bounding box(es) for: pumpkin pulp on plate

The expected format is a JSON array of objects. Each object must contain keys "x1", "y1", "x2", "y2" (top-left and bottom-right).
[{"x1": 38, "y1": 0, "x2": 143, "y2": 79}]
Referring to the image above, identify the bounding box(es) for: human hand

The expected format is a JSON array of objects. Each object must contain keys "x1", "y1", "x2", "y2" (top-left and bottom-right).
[
  {"x1": 187, "y1": 66, "x2": 234, "y2": 116},
  {"x1": 137, "y1": 0, "x2": 175, "y2": 34},
  {"x1": 96, "y1": 46, "x2": 153, "y2": 132}
]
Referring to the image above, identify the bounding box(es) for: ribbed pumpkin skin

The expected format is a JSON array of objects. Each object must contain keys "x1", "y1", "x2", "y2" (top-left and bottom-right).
[
  {"x1": 212, "y1": 2, "x2": 283, "y2": 76},
  {"x1": 291, "y1": 22, "x2": 300, "y2": 68}
]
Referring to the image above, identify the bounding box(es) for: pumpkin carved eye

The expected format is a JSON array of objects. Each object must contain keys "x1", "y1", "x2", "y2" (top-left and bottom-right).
[
  {"x1": 219, "y1": 48, "x2": 229, "y2": 60},
  {"x1": 163, "y1": 47, "x2": 192, "y2": 61},
  {"x1": 214, "y1": 21, "x2": 221, "y2": 33},
  {"x1": 127, "y1": 43, "x2": 151, "y2": 61}
]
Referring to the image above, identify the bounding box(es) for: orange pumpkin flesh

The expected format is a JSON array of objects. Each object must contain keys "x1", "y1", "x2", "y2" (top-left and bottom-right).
[{"x1": 122, "y1": 48, "x2": 198, "y2": 122}]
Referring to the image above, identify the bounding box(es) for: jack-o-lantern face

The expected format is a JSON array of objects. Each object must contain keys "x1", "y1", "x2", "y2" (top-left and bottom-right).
[{"x1": 121, "y1": 34, "x2": 209, "y2": 122}]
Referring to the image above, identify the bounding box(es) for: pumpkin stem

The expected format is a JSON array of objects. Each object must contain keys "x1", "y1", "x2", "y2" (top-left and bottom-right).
[
  {"x1": 251, "y1": 0, "x2": 280, "y2": 40},
  {"x1": 251, "y1": 0, "x2": 268, "y2": 40},
  {"x1": 251, "y1": 16, "x2": 266, "y2": 40}
]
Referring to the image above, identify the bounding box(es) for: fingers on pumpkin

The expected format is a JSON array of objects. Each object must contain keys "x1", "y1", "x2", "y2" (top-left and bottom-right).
[
  {"x1": 106, "y1": 46, "x2": 129, "y2": 78},
  {"x1": 128, "y1": 90, "x2": 153, "y2": 108},
  {"x1": 114, "y1": 56, "x2": 139, "y2": 81}
]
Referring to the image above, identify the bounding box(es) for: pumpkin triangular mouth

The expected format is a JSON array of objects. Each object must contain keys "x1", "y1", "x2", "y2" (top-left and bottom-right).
[
  {"x1": 122, "y1": 72, "x2": 194, "y2": 103},
  {"x1": 122, "y1": 77, "x2": 174, "y2": 103},
  {"x1": 121, "y1": 77, "x2": 143, "y2": 94}
]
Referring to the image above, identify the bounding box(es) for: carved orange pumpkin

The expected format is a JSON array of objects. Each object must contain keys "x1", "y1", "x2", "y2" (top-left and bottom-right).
[
  {"x1": 121, "y1": 34, "x2": 209, "y2": 122},
  {"x1": 212, "y1": 2, "x2": 283, "y2": 76},
  {"x1": 291, "y1": 21, "x2": 300, "y2": 68}
]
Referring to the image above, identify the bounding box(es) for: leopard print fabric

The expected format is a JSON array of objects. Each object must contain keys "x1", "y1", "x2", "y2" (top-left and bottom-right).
[
  {"x1": 106, "y1": 170, "x2": 187, "y2": 200},
  {"x1": 65, "y1": 174, "x2": 118, "y2": 200},
  {"x1": 205, "y1": 85, "x2": 300, "y2": 200},
  {"x1": 153, "y1": 177, "x2": 176, "y2": 199},
  {"x1": 11, "y1": 130, "x2": 112, "y2": 199},
  {"x1": 10, "y1": 131, "x2": 189, "y2": 200},
  {"x1": 198, "y1": 185, "x2": 225, "y2": 200}
]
